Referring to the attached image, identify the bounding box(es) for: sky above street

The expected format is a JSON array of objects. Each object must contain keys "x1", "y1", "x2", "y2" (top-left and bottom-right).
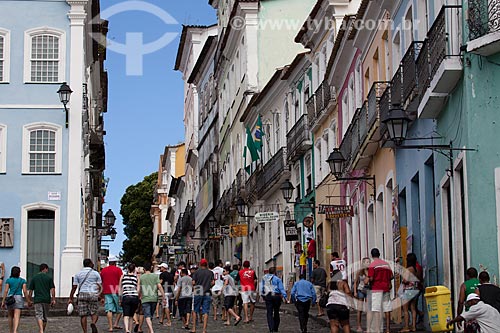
[{"x1": 101, "y1": 0, "x2": 216, "y2": 257}]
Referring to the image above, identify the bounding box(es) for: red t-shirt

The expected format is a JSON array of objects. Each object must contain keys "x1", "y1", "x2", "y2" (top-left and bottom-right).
[
  {"x1": 307, "y1": 240, "x2": 316, "y2": 258},
  {"x1": 368, "y1": 258, "x2": 393, "y2": 292},
  {"x1": 239, "y1": 268, "x2": 256, "y2": 291},
  {"x1": 100, "y1": 265, "x2": 123, "y2": 294}
]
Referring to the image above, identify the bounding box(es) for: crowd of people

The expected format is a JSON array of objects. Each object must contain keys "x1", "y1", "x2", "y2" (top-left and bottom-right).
[{"x1": 1, "y1": 251, "x2": 500, "y2": 333}]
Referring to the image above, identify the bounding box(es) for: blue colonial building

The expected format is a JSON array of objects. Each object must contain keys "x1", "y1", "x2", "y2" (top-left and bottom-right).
[{"x1": 0, "y1": 0, "x2": 108, "y2": 295}]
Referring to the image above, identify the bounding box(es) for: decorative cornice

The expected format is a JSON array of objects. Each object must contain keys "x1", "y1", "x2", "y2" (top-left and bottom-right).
[{"x1": 66, "y1": 0, "x2": 88, "y2": 6}]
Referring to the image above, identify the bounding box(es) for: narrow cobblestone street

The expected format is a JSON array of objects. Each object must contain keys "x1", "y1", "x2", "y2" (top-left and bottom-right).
[{"x1": 0, "y1": 305, "x2": 331, "y2": 333}]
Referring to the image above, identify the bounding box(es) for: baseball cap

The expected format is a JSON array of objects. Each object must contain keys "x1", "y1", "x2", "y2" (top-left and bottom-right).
[
  {"x1": 225, "y1": 261, "x2": 231, "y2": 266},
  {"x1": 466, "y1": 293, "x2": 480, "y2": 302},
  {"x1": 200, "y1": 258, "x2": 208, "y2": 266},
  {"x1": 158, "y1": 263, "x2": 168, "y2": 269},
  {"x1": 190, "y1": 264, "x2": 198, "y2": 270},
  {"x1": 108, "y1": 255, "x2": 118, "y2": 262}
]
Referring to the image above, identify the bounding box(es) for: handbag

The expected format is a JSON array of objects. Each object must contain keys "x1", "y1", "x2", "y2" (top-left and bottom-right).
[{"x1": 319, "y1": 291, "x2": 329, "y2": 308}]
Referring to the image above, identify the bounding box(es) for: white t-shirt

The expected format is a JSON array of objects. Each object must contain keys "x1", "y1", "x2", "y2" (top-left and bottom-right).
[
  {"x1": 211, "y1": 266, "x2": 224, "y2": 292},
  {"x1": 461, "y1": 301, "x2": 500, "y2": 333},
  {"x1": 330, "y1": 259, "x2": 347, "y2": 280}
]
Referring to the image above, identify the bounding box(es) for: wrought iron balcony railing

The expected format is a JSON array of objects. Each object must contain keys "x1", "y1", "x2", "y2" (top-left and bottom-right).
[
  {"x1": 307, "y1": 80, "x2": 336, "y2": 129},
  {"x1": 367, "y1": 81, "x2": 390, "y2": 132},
  {"x1": 428, "y1": 5, "x2": 462, "y2": 79},
  {"x1": 256, "y1": 147, "x2": 289, "y2": 197},
  {"x1": 468, "y1": 0, "x2": 500, "y2": 40},
  {"x1": 378, "y1": 84, "x2": 391, "y2": 136},
  {"x1": 402, "y1": 42, "x2": 425, "y2": 104},
  {"x1": 416, "y1": 40, "x2": 430, "y2": 99},
  {"x1": 339, "y1": 117, "x2": 356, "y2": 171},
  {"x1": 245, "y1": 166, "x2": 262, "y2": 203},
  {"x1": 287, "y1": 114, "x2": 311, "y2": 162}
]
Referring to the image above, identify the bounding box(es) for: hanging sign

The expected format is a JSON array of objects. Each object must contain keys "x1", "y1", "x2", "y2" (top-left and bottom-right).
[
  {"x1": 230, "y1": 224, "x2": 248, "y2": 237},
  {"x1": 318, "y1": 204, "x2": 354, "y2": 218},
  {"x1": 284, "y1": 219, "x2": 299, "y2": 241},
  {"x1": 255, "y1": 212, "x2": 279, "y2": 223}
]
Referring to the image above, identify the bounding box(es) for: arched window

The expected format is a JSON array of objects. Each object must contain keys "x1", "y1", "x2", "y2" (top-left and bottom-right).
[
  {"x1": 22, "y1": 123, "x2": 62, "y2": 174},
  {"x1": 24, "y1": 28, "x2": 65, "y2": 83},
  {"x1": 284, "y1": 98, "x2": 290, "y2": 134}
]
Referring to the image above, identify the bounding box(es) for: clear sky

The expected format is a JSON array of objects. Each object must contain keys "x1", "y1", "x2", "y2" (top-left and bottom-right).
[{"x1": 100, "y1": 0, "x2": 216, "y2": 257}]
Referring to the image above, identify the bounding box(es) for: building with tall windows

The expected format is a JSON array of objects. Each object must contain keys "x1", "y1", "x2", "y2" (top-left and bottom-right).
[{"x1": 0, "y1": 0, "x2": 109, "y2": 296}]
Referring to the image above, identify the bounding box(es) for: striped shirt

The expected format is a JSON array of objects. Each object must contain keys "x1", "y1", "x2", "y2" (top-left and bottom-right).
[{"x1": 121, "y1": 274, "x2": 138, "y2": 297}]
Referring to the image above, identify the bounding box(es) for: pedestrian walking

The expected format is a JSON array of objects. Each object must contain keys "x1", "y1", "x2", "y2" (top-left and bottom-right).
[
  {"x1": 289, "y1": 274, "x2": 316, "y2": 333},
  {"x1": 172, "y1": 261, "x2": 187, "y2": 319},
  {"x1": 367, "y1": 248, "x2": 393, "y2": 333},
  {"x1": 68, "y1": 258, "x2": 102, "y2": 333},
  {"x1": 222, "y1": 266, "x2": 242, "y2": 326},
  {"x1": 191, "y1": 258, "x2": 214, "y2": 333},
  {"x1": 400, "y1": 253, "x2": 423, "y2": 332},
  {"x1": 457, "y1": 267, "x2": 480, "y2": 332},
  {"x1": 310, "y1": 259, "x2": 327, "y2": 317},
  {"x1": 140, "y1": 262, "x2": 165, "y2": 333},
  {"x1": 133, "y1": 266, "x2": 145, "y2": 333},
  {"x1": 100, "y1": 255, "x2": 123, "y2": 332},
  {"x1": 158, "y1": 263, "x2": 173, "y2": 326},
  {"x1": 330, "y1": 252, "x2": 347, "y2": 281},
  {"x1": 28, "y1": 263, "x2": 56, "y2": 333},
  {"x1": 306, "y1": 237, "x2": 316, "y2": 279},
  {"x1": 353, "y1": 257, "x2": 370, "y2": 332},
  {"x1": 447, "y1": 293, "x2": 500, "y2": 333},
  {"x1": 239, "y1": 260, "x2": 257, "y2": 323},
  {"x1": 325, "y1": 277, "x2": 352, "y2": 333},
  {"x1": 175, "y1": 268, "x2": 193, "y2": 330},
  {"x1": 476, "y1": 271, "x2": 500, "y2": 313},
  {"x1": 260, "y1": 266, "x2": 287, "y2": 333},
  {"x1": 229, "y1": 264, "x2": 242, "y2": 316},
  {"x1": 210, "y1": 260, "x2": 225, "y2": 321},
  {"x1": 119, "y1": 263, "x2": 141, "y2": 333},
  {"x1": 1, "y1": 266, "x2": 30, "y2": 333}
]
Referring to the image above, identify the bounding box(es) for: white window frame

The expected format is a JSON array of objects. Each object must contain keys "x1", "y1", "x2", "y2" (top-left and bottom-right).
[
  {"x1": 24, "y1": 27, "x2": 66, "y2": 83},
  {"x1": 0, "y1": 28, "x2": 10, "y2": 83},
  {"x1": 0, "y1": 124, "x2": 6, "y2": 173},
  {"x1": 22, "y1": 122, "x2": 62, "y2": 174}
]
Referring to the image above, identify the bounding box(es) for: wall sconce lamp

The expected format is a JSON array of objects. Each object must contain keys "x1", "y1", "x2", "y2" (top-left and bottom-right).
[{"x1": 57, "y1": 82, "x2": 72, "y2": 128}]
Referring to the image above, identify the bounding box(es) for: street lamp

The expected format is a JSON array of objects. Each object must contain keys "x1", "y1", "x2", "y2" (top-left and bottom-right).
[
  {"x1": 382, "y1": 109, "x2": 476, "y2": 172},
  {"x1": 207, "y1": 215, "x2": 217, "y2": 231},
  {"x1": 280, "y1": 179, "x2": 295, "y2": 203},
  {"x1": 104, "y1": 209, "x2": 116, "y2": 228},
  {"x1": 107, "y1": 227, "x2": 117, "y2": 240},
  {"x1": 57, "y1": 82, "x2": 72, "y2": 128},
  {"x1": 235, "y1": 197, "x2": 255, "y2": 218},
  {"x1": 90, "y1": 209, "x2": 117, "y2": 241}
]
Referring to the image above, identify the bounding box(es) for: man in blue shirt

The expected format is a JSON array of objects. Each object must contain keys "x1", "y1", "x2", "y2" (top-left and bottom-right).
[
  {"x1": 260, "y1": 267, "x2": 287, "y2": 333},
  {"x1": 289, "y1": 274, "x2": 317, "y2": 333}
]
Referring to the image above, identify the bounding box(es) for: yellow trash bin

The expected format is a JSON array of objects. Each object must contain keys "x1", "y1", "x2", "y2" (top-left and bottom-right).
[{"x1": 424, "y1": 286, "x2": 453, "y2": 332}]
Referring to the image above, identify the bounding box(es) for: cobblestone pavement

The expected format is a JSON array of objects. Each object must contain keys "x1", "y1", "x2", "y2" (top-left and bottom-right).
[{"x1": 0, "y1": 304, "x2": 330, "y2": 333}]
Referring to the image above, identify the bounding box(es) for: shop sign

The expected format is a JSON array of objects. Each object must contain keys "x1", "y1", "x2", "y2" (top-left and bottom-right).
[
  {"x1": 318, "y1": 204, "x2": 354, "y2": 218},
  {"x1": 284, "y1": 219, "x2": 298, "y2": 241},
  {"x1": 255, "y1": 212, "x2": 279, "y2": 223},
  {"x1": 230, "y1": 224, "x2": 248, "y2": 237}
]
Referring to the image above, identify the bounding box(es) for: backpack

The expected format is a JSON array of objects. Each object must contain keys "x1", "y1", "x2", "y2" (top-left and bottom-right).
[{"x1": 263, "y1": 275, "x2": 274, "y2": 295}]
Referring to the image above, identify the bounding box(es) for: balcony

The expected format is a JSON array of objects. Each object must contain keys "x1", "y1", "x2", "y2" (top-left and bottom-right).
[
  {"x1": 287, "y1": 114, "x2": 312, "y2": 162},
  {"x1": 353, "y1": 82, "x2": 390, "y2": 170},
  {"x1": 245, "y1": 166, "x2": 262, "y2": 204},
  {"x1": 256, "y1": 147, "x2": 291, "y2": 198},
  {"x1": 338, "y1": 116, "x2": 356, "y2": 172},
  {"x1": 402, "y1": 42, "x2": 425, "y2": 113},
  {"x1": 306, "y1": 80, "x2": 336, "y2": 131},
  {"x1": 467, "y1": 0, "x2": 500, "y2": 56},
  {"x1": 419, "y1": 5, "x2": 463, "y2": 118}
]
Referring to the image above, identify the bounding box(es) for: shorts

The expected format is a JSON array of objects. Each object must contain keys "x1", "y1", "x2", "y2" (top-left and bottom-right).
[
  {"x1": 357, "y1": 289, "x2": 368, "y2": 299},
  {"x1": 104, "y1": 294, "x2": 123, "y2": 313},
  {"x1": 163, "y1": 292, "x2": 173, "y2": 309},
  {"x1": 77, "y1": 293, "x2": 99, "y2": 317},
  {"x1": 314, "y1": 286, "x2": 325, "y2": 300},
  {"x1": 240, "y1": 290, "x2": 256, "y2": 304},
  {"x1": 211, "y1": 290, "x2": 224, "y2": 308},
  {"x1": 142, "y1": 301, "x2": 157, "y2": 318},
  {"x1": 402, "y1": 289, "x2": 420, "y2": 301},
  {"x1": 178, "y1": 297, "x2": 192, "y2": 317},
  {"x1": 6, "y1": 295, "x2": 24, "y2": 310},
  {"x1": 224, "y1": 295, "x2": 236, "y2": 309},
  {"x1": 34, "y1": 303, "x2": 50, "y2": 321},
  {"x1": 326, "y1": 304, "x2": 350, "y2": 321},
  {"x1": 371, "y1": 291, "x2": 392, "y2": 312},
  {"x1": 121, "y1": 296, "x2": 139, "y2": 317},
  {"x1": 193, "y1": 295, "x2": 212, "y2": 315}
]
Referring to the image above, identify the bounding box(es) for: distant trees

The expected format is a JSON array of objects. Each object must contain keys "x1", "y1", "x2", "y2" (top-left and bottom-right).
[{"x1": 120, "y1": 172, "x2": 157, "y2": 265}]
